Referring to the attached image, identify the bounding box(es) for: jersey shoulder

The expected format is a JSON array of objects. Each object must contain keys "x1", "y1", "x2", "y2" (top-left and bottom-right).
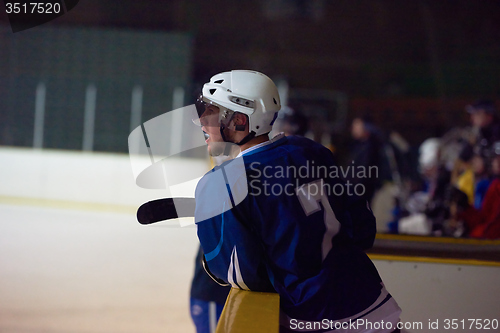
[{"x1": 243, "y1": 135, "x2": 333, "y2": 168}]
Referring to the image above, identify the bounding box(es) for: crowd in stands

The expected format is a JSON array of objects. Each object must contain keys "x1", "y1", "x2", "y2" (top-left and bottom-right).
[
  {"x1": 275, "y1": 99, "x2": 500, "y2": 239},
  {"x1": 378, "y1": 99, "x2": 500, "y2": 239}
]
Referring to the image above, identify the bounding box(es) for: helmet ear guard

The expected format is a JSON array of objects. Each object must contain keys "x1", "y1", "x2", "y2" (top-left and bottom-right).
[
  {"x1": 219, "y1": 112, "x2": 255, "y2": 146},
  {"x1": 228, "y1": 111, "x2": 249, "y2": 132}
]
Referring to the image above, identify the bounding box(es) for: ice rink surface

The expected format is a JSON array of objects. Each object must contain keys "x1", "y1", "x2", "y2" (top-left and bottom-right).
[
  {"x1": 2, "y1": 204, "x2": 500, "y2": 333},
  {"x1": 0, "y1": 203, "x2": 199, "y2": 333}
]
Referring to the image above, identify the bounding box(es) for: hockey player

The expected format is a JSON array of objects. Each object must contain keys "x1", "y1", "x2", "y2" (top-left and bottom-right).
[{"x1": 194, "y1": 70, "x2": 402, "y2": 332}]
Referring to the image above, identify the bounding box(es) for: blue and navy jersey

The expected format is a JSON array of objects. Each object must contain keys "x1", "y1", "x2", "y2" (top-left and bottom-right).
[{"x1": 195, "y1": 135, "x2": 400, "y2": 325}]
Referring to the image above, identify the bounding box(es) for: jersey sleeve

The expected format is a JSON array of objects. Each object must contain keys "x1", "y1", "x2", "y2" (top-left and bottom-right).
[{"x1": 195, "y1": 160, "x2": 275, "y2": 293}]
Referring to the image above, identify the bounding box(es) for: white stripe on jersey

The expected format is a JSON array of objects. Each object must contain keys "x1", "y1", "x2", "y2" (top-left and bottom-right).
[
  {"x1": 227, "y1": 246, "x2": 250, "y2": 290},
  {"x1": 227, "y1": 247, "x2": 236, "y2": 288},
  {"x1": 232, "y1": 246, "x2": 249, "y2": 290}
]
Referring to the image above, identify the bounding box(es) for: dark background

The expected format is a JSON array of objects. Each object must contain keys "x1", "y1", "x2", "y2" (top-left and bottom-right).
[{"x1": 1, "y1": 0, "x2": 499, "y2": 150}]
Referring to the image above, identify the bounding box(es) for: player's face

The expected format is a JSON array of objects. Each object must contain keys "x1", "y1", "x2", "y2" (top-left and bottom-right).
[
  {"x1": 491, "y1": 156, "x2": 500, "y2": 176},
  {"x1": 351, "y1": 118, "x2": 367, "y2": 140},
  {"x1": 470, "y1": 110, "x2": 492, "y2": 128},
  {"x1": 199, "y1": 104, "x2": 224, "y2": 155},
  {"x1": 472, "y1": 155, "x2": 485, "y2": 175}
]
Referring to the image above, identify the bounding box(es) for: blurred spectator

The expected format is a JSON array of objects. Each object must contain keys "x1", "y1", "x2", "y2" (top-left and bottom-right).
[
  {"x1": 418, "y1": 138, "x2": 441, "y2": 189},
  {"x1": 455, "y1": 142, "x2": 500, "y2": 239},
  {"x1": 271, "y1": 106, "x2": 310, "y2": 142},
  {"x1": 452, "y1": 144, "x2": 475, "y2": 205},
  {"x1": 278, "y1": 107, "x2": 309, "y2": 137},
  {"x1": 395, "y1": 139, "x2": 439, "y2": 235},
  {"x1": 466, "y1": 99, "x2": 500, "y2": 149},
  {"x1": 397, "y1": 138, "x2": 454, "y2": 236},
  {"x1": 472, "y1": 145, "x2": 492, "y2": 209},
  {"x1": 347, "y1": 115, "x2": 383, "y2": 203}
]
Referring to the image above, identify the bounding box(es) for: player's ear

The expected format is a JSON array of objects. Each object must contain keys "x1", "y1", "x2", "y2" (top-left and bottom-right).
[{"x1": 234, "y1": 113, "x2": 248, "y2": 131}]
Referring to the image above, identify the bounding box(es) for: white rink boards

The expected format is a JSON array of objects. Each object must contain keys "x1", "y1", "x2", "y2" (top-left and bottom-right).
[{"x1": 373, "y1": 258, "x2": 500, "y2": 333}]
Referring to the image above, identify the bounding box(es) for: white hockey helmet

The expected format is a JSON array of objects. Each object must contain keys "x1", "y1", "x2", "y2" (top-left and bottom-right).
[
  {"x1": 419, "y1": 138, "x2": 441, "y2": 172},
  {"x1": 199, "y1": 70, "x2": 281, "y2": 139}
]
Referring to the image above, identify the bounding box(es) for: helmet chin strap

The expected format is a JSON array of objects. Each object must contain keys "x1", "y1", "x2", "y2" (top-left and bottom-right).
[
  {"x1": 219, "y1": 126, "x2": 256, "y2": 148},
  {"x1": 235, "y1": 131, "x2": 256, "y2": 146}
]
